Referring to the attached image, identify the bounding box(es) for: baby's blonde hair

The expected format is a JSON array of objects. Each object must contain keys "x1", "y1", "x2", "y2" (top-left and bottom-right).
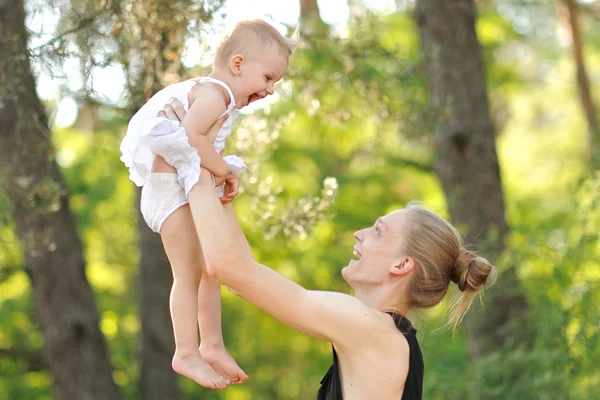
[{"x1": 214, "y1": 19, "x2": 297, "y2": 68}]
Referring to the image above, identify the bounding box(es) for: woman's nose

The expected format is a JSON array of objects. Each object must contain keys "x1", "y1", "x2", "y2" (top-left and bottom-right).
[{"x1": 354, "y1": 230, "x2": 364, "y2": 242}]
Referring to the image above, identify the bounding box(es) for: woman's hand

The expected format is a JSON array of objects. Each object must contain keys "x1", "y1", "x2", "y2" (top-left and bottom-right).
[
  {"x1": 157, "y1": 98, "x2": 186, "y2": 121},
  {"x1": 159, "y1": 98, "x2": 227, "y2": 144},
  {"x1": 159, "y1": 98, "x2": 229, "y2": 186}
]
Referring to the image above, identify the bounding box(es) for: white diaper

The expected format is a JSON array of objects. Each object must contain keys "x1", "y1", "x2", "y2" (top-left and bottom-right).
[{"x1": 140, "y1": 173, "x2": 188, "y2": 233}]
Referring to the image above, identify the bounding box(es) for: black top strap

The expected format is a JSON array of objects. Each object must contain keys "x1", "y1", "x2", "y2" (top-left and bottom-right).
[{"x1": 317, "y1": 312, "x2": 423, "y2": 400}]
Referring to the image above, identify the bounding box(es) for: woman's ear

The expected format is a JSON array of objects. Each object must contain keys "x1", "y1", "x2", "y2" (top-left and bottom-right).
[
  {"x1": 390, "y1": 257, "x2": 414, "y2": 277},
  {"x1": 230, "y1": 54, "x2": 244, "y2": 75}
]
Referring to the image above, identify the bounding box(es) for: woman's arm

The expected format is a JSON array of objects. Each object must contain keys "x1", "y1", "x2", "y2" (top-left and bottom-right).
[
  {"x1": 162, "y1": 99, "x2": 383, "y2": 345},
  {"x1": 188, "y1": 170, "x2": 381, "y2": 347}
]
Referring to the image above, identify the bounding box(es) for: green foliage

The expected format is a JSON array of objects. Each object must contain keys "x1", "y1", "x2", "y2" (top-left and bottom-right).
[{"x1": 1, "y1": 4, "x2": 600, "y2": 399}]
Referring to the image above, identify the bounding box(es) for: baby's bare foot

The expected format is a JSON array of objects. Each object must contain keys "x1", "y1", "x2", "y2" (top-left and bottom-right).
[
  {"x1": 200, "y1": 344, "x2": 249, "y2": 384},
  {"x1": 172, "y1": 350, "x2": 230, "y2": 389}
]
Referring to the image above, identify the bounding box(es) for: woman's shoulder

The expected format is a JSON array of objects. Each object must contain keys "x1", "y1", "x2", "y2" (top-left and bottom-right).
[
  {"x1": 328, "y1": 301, "x2": 411, "y2": 353},
  {"x1": 370, "y1": 311, "x2": 412, "y2": 349},
  {"x1": 333, "y1": 309, "x2": 411, "y2": 393}
]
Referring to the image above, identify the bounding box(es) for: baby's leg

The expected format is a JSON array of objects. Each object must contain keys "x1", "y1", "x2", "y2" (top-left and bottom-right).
[
  {"x1": 160, "y1": 204, "x2": 229, "y2": 389},
  {"x1": 197, "y1": 266, "x2": 249, "y2": 384}
]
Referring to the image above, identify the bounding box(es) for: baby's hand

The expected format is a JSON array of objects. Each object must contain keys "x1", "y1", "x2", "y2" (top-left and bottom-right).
[
  {"x1": 221, "y1": 171, "x2": 241, "y2": 204},
  {"x1": 213, "y1": 161, "x2": 230, "y2": 187}
]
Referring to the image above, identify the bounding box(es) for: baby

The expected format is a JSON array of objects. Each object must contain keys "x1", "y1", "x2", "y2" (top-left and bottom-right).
[{"x1": 120, "y1": 19, "x2": 294, "y2": 388}]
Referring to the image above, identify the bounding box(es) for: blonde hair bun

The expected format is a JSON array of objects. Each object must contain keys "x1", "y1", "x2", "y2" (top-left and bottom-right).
[{"x1": 451, "y1": 250, "x2": 497, "y2": 292}]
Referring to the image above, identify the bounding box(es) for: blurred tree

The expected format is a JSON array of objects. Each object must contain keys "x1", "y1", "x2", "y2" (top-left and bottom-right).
[
  {"x1": 395, "y1": 0, "x2": 410, "y2": 12},
  {"x1": 113, "y1": 2, "x2": 188, "y2": 398},
  {"x1": 414, "y1": 0, "x2": 530, "y2": 360},
  {"x1": 347, "y1": 0, "x2": 365, "y2": 21},
  {"x1": 6, "y1": 1, "x2": 599, "y2": 398},
  {"x1": 560, "y1": 0, "x2": 600, "y2": 166},
  {"x1": 0, "y1": 1, "x2": 121, "y2": 399},
  {"x1": 65, "y1": 0, "x2": 225, "y2": 397},
  {"x1": 118, "y1": 3, "x2": 224, "y2": 397},
  {"x1": 300, "y1": 0, "x2": 327, "y2": 34}
]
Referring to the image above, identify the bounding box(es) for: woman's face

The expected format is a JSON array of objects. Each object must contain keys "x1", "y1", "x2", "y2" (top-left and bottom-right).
[{"x1": 342, "y1": 210, "x2": 408, "y2": 288}]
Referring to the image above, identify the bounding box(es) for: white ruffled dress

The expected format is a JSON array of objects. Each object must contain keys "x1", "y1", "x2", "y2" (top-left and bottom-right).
[{"x1": 119, "y1": 76, "x2": 246, "y2": 195}]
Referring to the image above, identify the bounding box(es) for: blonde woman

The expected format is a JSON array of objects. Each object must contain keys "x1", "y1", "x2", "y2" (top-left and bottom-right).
[{"x1": 160, "y1": 101, "x2": 496, "y2": 399}]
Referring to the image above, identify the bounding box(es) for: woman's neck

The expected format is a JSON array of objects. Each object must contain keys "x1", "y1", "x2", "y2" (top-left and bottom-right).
[{"x1": 354, "y1": 285, "x2": 410, "y2": 316}]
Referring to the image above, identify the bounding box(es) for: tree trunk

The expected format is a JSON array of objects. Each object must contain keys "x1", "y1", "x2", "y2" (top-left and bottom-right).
[
  {"x1": 124, "y1": 3, "x2": 189, "y2": 398},
  {"x1": 136, "y1": 188, "x2": 177, "y2": 400},
  {"x1": 131, "y1": 82, "x2": 178, "y2": 400},
  {"x1": 395, "y1": 0, "x2": 407, "y2": 12},
  {"x1": 300, "y1": 0, "x2": 327, "y2": 34},
  {"x1": 348, "y1": 0, "x2": 365, "y2": 20},
  {"x1": 414, "y1": 0, "x2": 530, "y2": 359},
  {"x1": 130, "y1": 59, "x2": 180, "y2": 400},
  {"x1": 0, "y1": 2, "x2": 121, "y2": 399},
  {"x1": 561, "y1": 0, "x2": 600, "y2": 166}
]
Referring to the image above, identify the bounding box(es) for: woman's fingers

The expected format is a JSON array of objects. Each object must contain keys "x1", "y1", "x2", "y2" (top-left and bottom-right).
[
  {"x1": 158, "y1": 99, "x2": 186, "y2": 121},
  {"x1": 206, "y1": 114, "x2": 229, "y2": 143},
  {"x1": 162, "y1": 104, "x2": 179, "y2": 121},
  {"x1": 169, "y1": 98, "x2": 186, "y2": 120}
]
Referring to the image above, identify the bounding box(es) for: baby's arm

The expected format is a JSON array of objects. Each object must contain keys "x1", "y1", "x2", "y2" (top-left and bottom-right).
[{"x1": 181, "y1": 84, "x2": 230, "y2": 184}]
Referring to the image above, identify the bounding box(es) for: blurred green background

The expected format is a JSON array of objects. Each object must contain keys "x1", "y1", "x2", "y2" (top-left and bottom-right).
[{"x1": 1, "y1": 1, "x2": 599, "y2": 399}]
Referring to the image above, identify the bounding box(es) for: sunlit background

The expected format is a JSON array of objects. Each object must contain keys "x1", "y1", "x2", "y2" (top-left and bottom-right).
[
  {"x1": 29, "y1": 0, "x2": 399, "y2": 124},
  {"x1": 2, "y1": 0, "x2": 600, "y2": 399}
]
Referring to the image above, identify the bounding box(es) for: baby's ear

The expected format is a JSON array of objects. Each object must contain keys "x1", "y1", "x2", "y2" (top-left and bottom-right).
[{"x1": 230, "y1": 54, "x2": 244, "y2": 75}]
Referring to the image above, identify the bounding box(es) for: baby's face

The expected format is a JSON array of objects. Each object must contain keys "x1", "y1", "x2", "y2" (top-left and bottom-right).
[{"x1": 235, "y1": 44, "x2": 289, "y2": 108}]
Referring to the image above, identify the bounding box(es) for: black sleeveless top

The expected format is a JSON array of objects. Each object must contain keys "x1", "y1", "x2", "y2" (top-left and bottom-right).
[{"x1": 317, "y1": 312, "x2": 423, "y2": 400}]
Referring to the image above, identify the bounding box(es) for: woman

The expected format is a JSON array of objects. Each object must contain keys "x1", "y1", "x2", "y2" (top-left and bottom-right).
[{"x1": 159, "y1": 101, "x2": 496, "y2": 399}]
